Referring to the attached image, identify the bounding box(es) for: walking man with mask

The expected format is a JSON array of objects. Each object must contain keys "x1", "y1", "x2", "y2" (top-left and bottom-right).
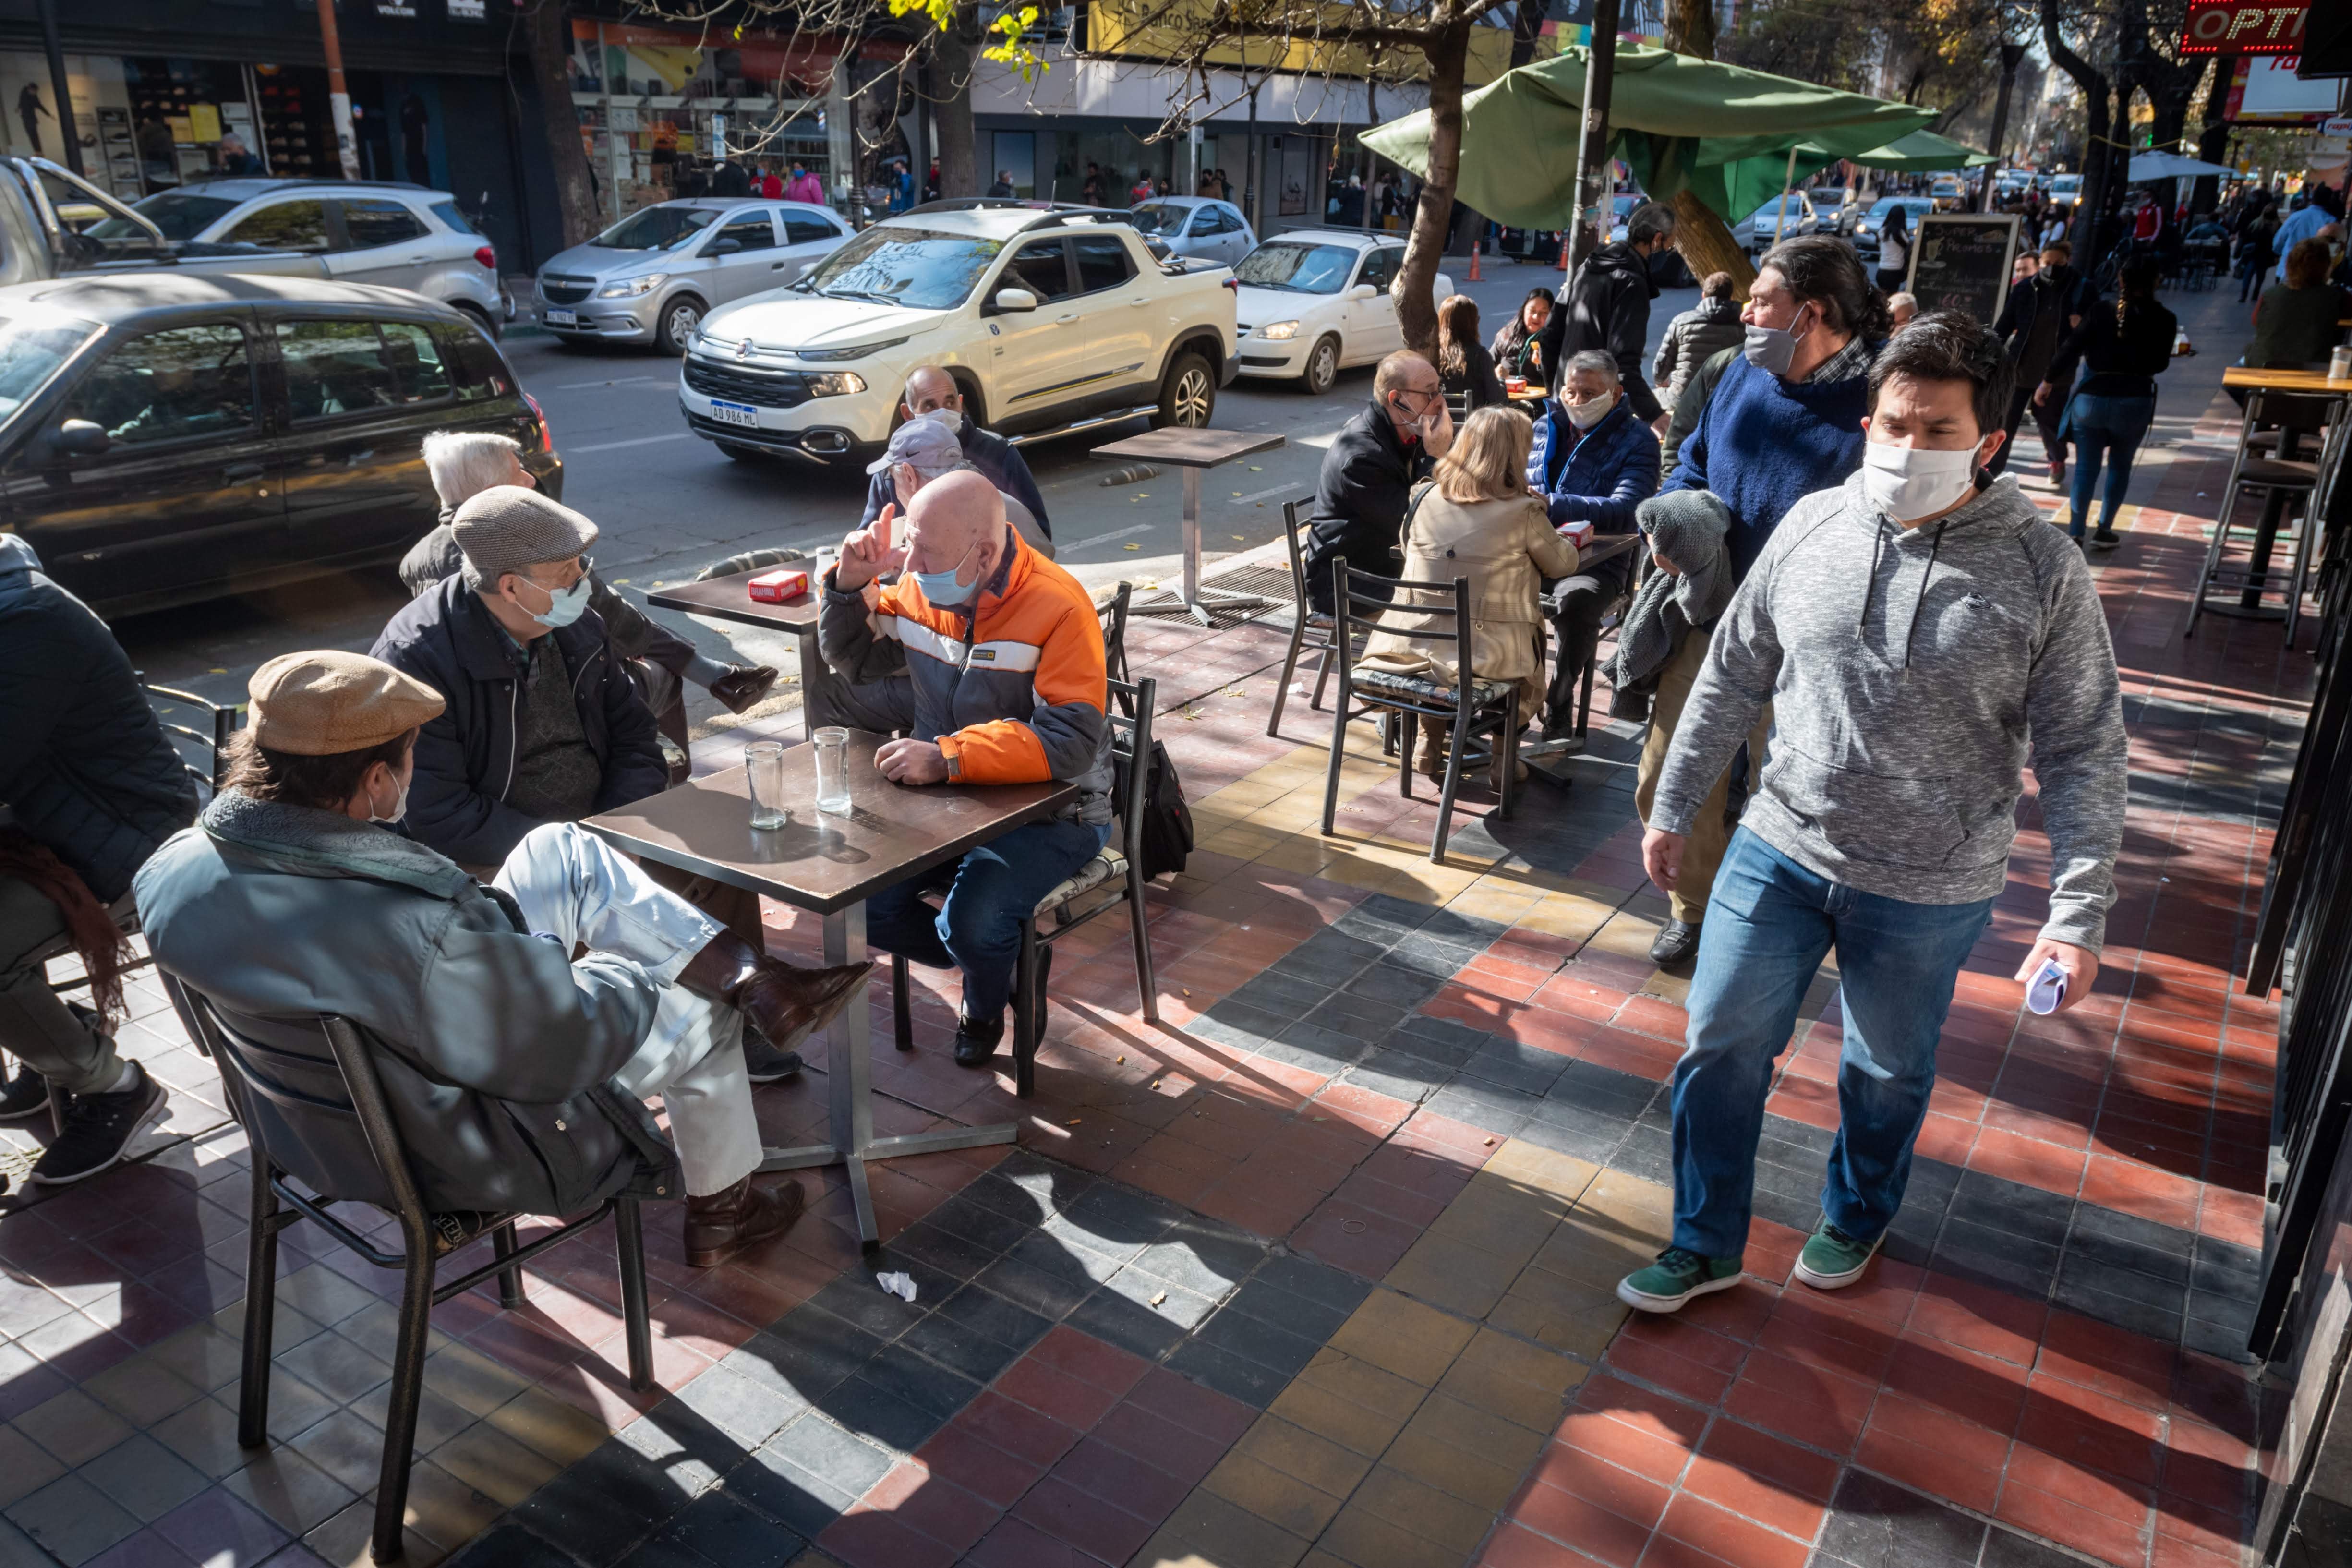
[
  {"x1": 1633, "y1": 237, "x2": 1888, "y2": 966},
  {"x1": 1617, "y1": 312, "x2": 2125, "y2": 1311}
]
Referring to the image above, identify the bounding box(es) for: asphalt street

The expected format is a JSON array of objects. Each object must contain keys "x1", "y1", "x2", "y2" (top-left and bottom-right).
[{"x1": 109, "y1": 261, "x2": 1701, "y2": 737}]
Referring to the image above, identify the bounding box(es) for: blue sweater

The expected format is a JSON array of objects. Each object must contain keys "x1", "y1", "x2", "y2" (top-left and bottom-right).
[{"x1": 1663, "y1": 353, "x2": 1874, "y2": 580}]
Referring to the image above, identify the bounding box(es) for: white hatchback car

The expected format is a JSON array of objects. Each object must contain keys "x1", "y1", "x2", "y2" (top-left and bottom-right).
[
  {"x1": 1127, "y1": 197, "x2": 1257, "y2": 267},
  {"x1": 1231, "y1": 230, "x2": 1454, "y2": 395}
]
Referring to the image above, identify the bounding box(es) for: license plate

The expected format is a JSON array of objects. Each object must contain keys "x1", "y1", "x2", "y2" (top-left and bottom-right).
[
  {"x1": 707, "y1": 399, "x2": 760, "y2": 429},
  {"x1": 544, "y1": 309, "x2": 577, "y2": 327}
]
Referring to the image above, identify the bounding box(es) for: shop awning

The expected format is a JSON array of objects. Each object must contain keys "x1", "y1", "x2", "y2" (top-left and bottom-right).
[
  {"x1": 1360, "y1": 44, "x2": 1935, "y2": 229},
  {"x1": 2126, "y1": 150, "x2": 2238, "y2": 181},
  {"x1": 1812, "y1": 127, "x2": 1998, "y2": 173}
]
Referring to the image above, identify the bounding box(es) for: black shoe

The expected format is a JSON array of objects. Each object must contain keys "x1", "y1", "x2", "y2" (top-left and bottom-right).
[
  {"x1": 0, "y1": 1063, "x2": 49, "y2": 1122},
  {"x1": 740, "y1": 1025, "x2": 805, "y2": 1084},
  {"x1": 953, "y1": 1012, "x2": 1006, "y2": 1068},
  {"x1": 28, "y1": 1062, "x2": 167, "y2": 1187},
  {"x1": 1649, "y1": 918, "x2": 1701, "y2": 967},
  {"x1": 2091, "y1": 529, "x2": 2121, "y2": 550}
]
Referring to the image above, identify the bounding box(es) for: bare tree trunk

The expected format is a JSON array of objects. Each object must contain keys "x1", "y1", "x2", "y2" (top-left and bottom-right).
[
  {"x1": 2192, "y1": 57, "x2": 2236, "y2": 216},
  {"x1": 1661, "y1": 0, "x2": 1714, "y2": 59},
  {"x1": 1395, "y1": 21, "x2": 1472, "y2": 358},
  {"x1": 1509, "y1": 0, "x2": 1547, "y2": 66},
  {"x1": 524, "y1": 0, "x2": 599, "y2": 246},
  {"x1": 933, "y1": 16, "x2": 979, "y2": 198},
  {"x1": 1660, "y1": 0, "x2": 1749, "y2": 298},
  {"x1": 2043, "y1": 0, "x2": 2111, "y2": 263}
]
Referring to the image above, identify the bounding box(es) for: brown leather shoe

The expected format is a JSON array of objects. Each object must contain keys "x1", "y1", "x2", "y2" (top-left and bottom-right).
[
  {"x1": 684, "y1": 1176, "x2": 806, "y2": 1267},
  {"x1": 677, "y1": 936, "x2": 872, "y2": 1055},
  {"x1": 706, "y1": 664, "x2": 780, "y2": 714}
]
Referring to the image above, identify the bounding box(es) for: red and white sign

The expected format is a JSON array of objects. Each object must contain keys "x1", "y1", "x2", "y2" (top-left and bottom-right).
[{"x1": 2181, "y1": 0, "x2": 2308, "y2": 56}]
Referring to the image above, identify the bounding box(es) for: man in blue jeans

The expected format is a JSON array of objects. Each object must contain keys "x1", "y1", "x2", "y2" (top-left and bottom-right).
[{"x1": 1617, "y1": 312, "x2": 2129, "y2": 1311}]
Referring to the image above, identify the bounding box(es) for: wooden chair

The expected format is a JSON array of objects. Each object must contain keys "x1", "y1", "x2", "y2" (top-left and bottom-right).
[
  {"x1": 890, "y1": 675, "x2": 1162, "y2": 1096},
  {"x1": 1322, "y1": 562, "x2": 1521, "y2": 865},
  {"x1": 165, "y1": 977, "x2": 656, "y2": 1565},
  {"x1": 1267, "y1": 498, "x2": 1343, "y2": 736}
]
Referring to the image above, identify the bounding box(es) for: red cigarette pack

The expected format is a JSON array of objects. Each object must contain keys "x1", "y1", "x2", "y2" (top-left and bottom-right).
[{"x1": 748, "y1": 568, "x2": 808, "y2": 603}]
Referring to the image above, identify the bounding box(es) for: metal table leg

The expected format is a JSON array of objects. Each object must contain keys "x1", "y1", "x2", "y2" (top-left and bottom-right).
[
  {"x1": 756, "y1": 900, "x2": 1017, "y2": 1246},
  {"x1": 1176, "y1": 464, "x2": 1279, "y2": 627},
  {"x1": 795, "y1": 629, "x2": 824, "y2": 744}
]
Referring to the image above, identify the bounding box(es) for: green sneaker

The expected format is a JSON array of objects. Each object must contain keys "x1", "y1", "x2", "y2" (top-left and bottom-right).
[
  {"x1": 1794, "y1": 1219, "x2": 1882, "y2": 1290},
  {"x1": 1616, "y1": 1247, "x2": 1743, "y2": 1314}
]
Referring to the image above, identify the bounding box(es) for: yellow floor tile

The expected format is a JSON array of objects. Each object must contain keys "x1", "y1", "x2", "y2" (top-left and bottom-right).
[
  {"x1": 1203, "y1": 1452, "x2": 1349, "y2": 1539},
  {"x1": 1232, "y1": 1416, "x2": 1377, "y2": 1500},
  {"x1": 1432, "y1": 1328, "x2": 1588, "y2": 1433},
  {"x1": 1325, "y1": 1293, "x2": 1478, "y2": 1388},
  {"x1": 1380, "y1": 1234, "x2": 1519, "y2": 1320}
]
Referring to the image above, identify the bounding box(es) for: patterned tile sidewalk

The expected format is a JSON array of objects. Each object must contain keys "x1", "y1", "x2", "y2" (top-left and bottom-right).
[{"x1": 0, "y1": 361, "x2": 2303, "y2": 1567}]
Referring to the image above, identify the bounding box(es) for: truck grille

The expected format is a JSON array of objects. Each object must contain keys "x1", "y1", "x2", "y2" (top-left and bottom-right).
[
  {"x1": 683, "y1": 358, "x2": 813, "y2": 409},
  {"x1": 540, "y1": 275, "x2": 596, "y2": 304}
]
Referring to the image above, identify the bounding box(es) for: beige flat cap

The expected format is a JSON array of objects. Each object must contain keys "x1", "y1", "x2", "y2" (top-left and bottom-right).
[{"x1": 248, "y1": 651, "x2": 445, "y2": 756}]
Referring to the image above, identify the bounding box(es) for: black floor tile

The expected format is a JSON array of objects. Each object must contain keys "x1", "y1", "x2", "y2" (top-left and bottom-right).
[
  {"x1": 445, "y1": 1522, "x2": 584, "y2": 1568},
  {"x1": 652, "y1": 1488, "x2": 805, "y2": 1568},
  {"x1": 2063, "y1": 1224, "x2": 2193, "y2": 1288},
  {"x1": 512, "y1": 1439, "x2": 697, "y2": 1568},
  {"x1": 1225, "y1": 972, "x2": 1332, "y2": 1019},
  {"x1": 1194, "y1": 1004, "x2": 1291, "y2": 1051},
  {"x1": 1947, "y1": 1171, "x2": 2074, "y2": 1247},
  {"x1": 2055, "y1": 1252, "x2": 2188, "y2": 1313},
  {"x1": 883, "y1": 1220, "x2": 1001, "y2": 1280},
  {"x1": 805, "y1": 1271, "x2": 928, "y2": 1343},
  {"x1": 1809, "y1": 1469, "x2": 1985, "y2": 1568},
  {"x1": 670, "y1": 1364, "x2": 810, "y2": 1449},
  {"x1": 1459, "y1": 1044, "x2": 1569, "y2": 1097},
  {"x1": 1007, "y1": 1227, "x2": 1124, "y2": 1290},
  {"x1": 813, "y1": 1369, "x2": 941, "y2": 1456},
  {"x1": 1346, "y1": 1053, "x2": 1446, "y2": 1103},
  {"x1": 1272, "y1": 1020, "x2": 1378, "y2": 1067},
  {"x1": 1165, "y1": 1337, "x2": 1290, "y2": 1408},
  {"x1": 922, "y1": 1193, "x2": 1042, "y2": 1255},
  {"x1": 855, "y1": 1342, "x2": 983, "y2": 1422},
  {"x1": 1345, "y1": 962, "x2": 1448, "y2": 1007},
  {"x1": 1066, "y1": 1179, "x2": 1189, "y2": 1245},
  {"x1": 722, "y1": 1313, "x2": 881, "y2": 1407},
  {"x1": 1191, "y1": 1300, "x2": 1325, "y2": 1378},
  {"x1": 1155, "y1": 1218, "x2": 1266, "y2": 1284},
  {"x1": 1222, "y1": 1276, "x2": 1354, "y2": 1345},
  {"x1": 1252, "y1": 1253, "x2": 1373, "y2": 1318},
  {"x1": 958, "y1": 1169, "x2": 1067, "y2": 1225},
  {"x1": 1065, "y1": 1281, "x2": 1189, "y2": 1361},
  {"x1": 726, "y1": 1447, "x2": 856, "y2": 1539},
  {"x1": 1423, "y1": 1084, "x2": 1530, "y2": 1139},
  {"x1": 970, "y1": 1254, "x2": 1092, "y2": 1321},
  {"x1": 1321, "y1": 990, "x2": 1410, "y2": 1032},
  {"x1": 896, "y1": 1305, "x2": 1034, "y2": 1387},
  {"x1": 1513, "y1": 1112, "x2": 1629, "y2": 1165}
]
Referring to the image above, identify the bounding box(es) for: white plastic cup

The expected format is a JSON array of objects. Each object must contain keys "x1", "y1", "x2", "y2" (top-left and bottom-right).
[{"x1": 746, "y1": 742, "x2": 788, "y2": 830}]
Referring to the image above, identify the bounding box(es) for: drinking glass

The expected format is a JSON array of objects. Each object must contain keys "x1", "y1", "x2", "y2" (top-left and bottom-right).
[
  {"x1": 745, "y1": 742, "x2": 789, "y2": 830},
  {"x1": 2332, "y1": 345, "x2": 2352, "y2": 385},
  {"x1": 813, "y1": 727, "x2": 852, "y2": 815}
]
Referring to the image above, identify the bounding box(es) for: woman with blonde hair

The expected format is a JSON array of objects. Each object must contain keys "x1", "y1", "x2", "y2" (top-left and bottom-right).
[
  {"x1": 1361, "y1": 405, "x2": 1577, "y2": 785},
  {"x1": 1437, "y1": 294, "x2": 1507, "y2": 410}
]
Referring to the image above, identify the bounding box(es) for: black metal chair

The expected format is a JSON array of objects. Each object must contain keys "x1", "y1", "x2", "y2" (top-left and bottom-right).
[
  {"x1": 890, "y1": 675, "x2": 1162, "y2": 1097},
  {"x1": 1267, "y1": 498, "x2": 1344, "y2": 737},
  {"x1": 1099, "y1": 580, "x2": 1134, "y2": 685},
  {"x1": 163, "y1": 976, "x2": 655, "y2": 1566},
  {"x1": 1322, "y1": 561, "x2": 1521, "y2": 865},
  {"x1": 2188, "y1": 389, "x2": 2332, "y2": 645}
]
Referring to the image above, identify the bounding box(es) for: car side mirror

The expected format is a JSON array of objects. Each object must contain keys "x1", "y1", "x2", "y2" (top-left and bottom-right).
[
  {"x1": 1347, "y1": 284, "x2": 1376, "y2": 301},
  {"x1": 706, "y1": 237, "x2": 744, "y2": 256},
  {"x1": 56, "y1": 419, "x2": 108, "y2": 458},
  {"x1": 991, "y1": 287, "x2": 1038, "y2": 313}
]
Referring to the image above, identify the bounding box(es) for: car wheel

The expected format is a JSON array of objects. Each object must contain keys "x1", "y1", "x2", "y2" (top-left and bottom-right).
[
  {"x1": 715, "y1": 441, "x2": 764, "y2": 463},
  {"x1": 655, "y1": 296, "x2": 705, "y2": 355},
  {"x1": 454, "y1": 302, "x2": 500, "y2": 342},
  {"x1": 1302, "y1": 336, "x2": 1340, "y2": 396},
  {"x1": 1153, "y1": 351, "x2": 1215, "y2": 429}
]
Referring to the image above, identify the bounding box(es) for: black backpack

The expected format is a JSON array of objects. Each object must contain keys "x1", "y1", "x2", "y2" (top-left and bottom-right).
[{"x1": 1114, "y1": 736, "x2": 1194, "y2": 881}]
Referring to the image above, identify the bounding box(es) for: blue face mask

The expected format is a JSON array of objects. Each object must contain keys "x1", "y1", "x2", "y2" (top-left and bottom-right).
[
  {"x1": 521, "y1": 570, "x2": 592, "y2": 628},
  {"x1": 912, "y1": 539, "x2": 981, "y2": 606}
]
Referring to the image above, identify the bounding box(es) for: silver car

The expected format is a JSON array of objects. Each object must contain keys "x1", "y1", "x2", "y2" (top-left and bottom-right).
[
  {"x1": 1126, "y1": 197, "x2": 1256, "y2": 267},
  {"x1": 1736, "y1": 192, "x2": 1819, "y2": 252},
  {"x1": 535, "y1": 200, "x2": 852, "y2": 354},
  {"x1": 82, "y1": 179, "x2": 505, "y2": 337}
]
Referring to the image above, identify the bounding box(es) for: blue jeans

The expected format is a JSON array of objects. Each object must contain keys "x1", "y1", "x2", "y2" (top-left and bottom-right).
[
  {"x1": 2064, "y1": 393, "x2": 2156, "y2": 539},
  {"x1": 865, "y1": 818, "x2": 1110, "y2": 1022},
  {"x1": 1670, "y1": 830, "x2": 1994, "y2": 1259}
]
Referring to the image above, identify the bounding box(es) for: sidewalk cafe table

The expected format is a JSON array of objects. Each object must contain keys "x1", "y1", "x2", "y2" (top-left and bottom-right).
[
  {"x1": 584, "y1": 733, "x2": 1078, "y2": 1246},
  {"x1": 647, "y1": 571, "x2": 826, "y2": 740},
  {"x1": 2218, "y1": 363, "x2": 2352, "y2": 614},
  {"x1": 1088, "y1": 427, "x2": 1286, "y2": 625}
]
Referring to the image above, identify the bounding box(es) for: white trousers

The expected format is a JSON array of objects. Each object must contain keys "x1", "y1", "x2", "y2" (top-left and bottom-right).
[{"x1": 495, "y1": 823, "x2": 761, "y2": 1198}]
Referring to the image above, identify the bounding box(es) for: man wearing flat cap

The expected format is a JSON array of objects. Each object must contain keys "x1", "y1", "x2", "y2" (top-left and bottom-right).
[{"x1": 134, "y1": 652, "x2": 868, "y2": 1264}]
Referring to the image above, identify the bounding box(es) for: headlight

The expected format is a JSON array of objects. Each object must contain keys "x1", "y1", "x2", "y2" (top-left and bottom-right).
[
  {"x1": 597, "y1": 273, "x2": 669, "y2": 299},
  {"x1": 796, "y1": 337, "x2": 910, "y2": 363},
  {"x1": 1257, "y1": 320, "x2": 1301, "y2": 341},
  {"x1": 803, "y1": 373, "x2": 867, "y2": 397}
]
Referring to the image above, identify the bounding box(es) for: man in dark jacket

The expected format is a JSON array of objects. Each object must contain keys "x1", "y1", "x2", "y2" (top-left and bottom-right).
[
  {"x1": 1525, "y1": 351, "x2": 1663, "y2": 748},
  {"x1": 136, "y1": 651, "x2": 867, "y2": 1265},
  {"x1": 1986, "y1": 246, "x2": 2073, "y2": 479},
  {"x1": 1538, "y1": 201, "x2": 1680, "y2": 425},
  {"x1": 400, "y1": 433, "x2": 778, "y2": 741},
  {"x1": 1305, "y1": 350, "x2": 1456, "y2": 613},
  {"x1": 372, "y1": 489, "x2": 670, "y2": 875},
  {"x1": 0, "y1": 533, "x2": 194, "y2": 1187},
  {"x1": 859, "y1": 366, "x2": 1050, "y2": 537},
  {"x1": 710, "y1": 157, "x2": 750, "y2": 198}
]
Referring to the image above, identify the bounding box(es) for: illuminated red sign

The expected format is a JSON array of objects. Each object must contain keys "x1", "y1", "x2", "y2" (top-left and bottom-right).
[{"x1": 2181, "y1": 0, "x2": 2308, "y2": 55}]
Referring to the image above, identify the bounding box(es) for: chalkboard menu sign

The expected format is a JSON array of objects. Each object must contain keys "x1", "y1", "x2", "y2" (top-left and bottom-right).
[{"x1": 1904, "y1": 214, "x2": 2023, "y2": 328}]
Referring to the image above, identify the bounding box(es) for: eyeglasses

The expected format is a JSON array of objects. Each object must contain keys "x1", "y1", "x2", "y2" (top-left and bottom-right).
[{"x1": 525, "y1": 555, "x2": 591, "y2": 591}]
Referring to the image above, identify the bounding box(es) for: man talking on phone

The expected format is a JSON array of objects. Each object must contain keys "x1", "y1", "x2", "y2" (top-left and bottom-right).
[{"x1": 1303, "y1": 351, "x2": 1457, "y2": 614}]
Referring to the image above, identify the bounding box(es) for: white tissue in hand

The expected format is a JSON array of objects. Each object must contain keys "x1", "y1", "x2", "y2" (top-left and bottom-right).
[{"x1": 876, "y1": 1271, "x2": 917, "y2": 1302}]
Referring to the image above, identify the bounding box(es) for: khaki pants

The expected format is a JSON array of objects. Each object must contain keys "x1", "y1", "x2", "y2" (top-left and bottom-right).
[{"x1": 1634, "y1": 627, "x2": 1772, "y2": 926}]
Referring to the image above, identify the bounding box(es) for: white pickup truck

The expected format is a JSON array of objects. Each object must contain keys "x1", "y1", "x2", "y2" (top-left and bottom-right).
[{"x1": 676, "y1": 201, "x2": 1239, "y2": 466}]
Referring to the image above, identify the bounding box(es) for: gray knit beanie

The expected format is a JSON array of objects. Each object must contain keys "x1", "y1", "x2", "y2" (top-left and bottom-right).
[{"x1": 450, "y1": 486, "x2": 600, "y2": 593}]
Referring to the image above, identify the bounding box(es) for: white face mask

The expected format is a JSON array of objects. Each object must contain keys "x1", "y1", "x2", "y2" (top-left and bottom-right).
[
  {"x1": 1565, "y1": 391, "x2": 1616, "y2": 429},
  {"x1": 369, "y1": 771, "x2": 410, "y2": 825},
  {"x1": 1861, "y1": 442, "x2": 1981, "y2": 523},
  {"x1": 917, "y1": 406, "x2": 964, "y2": 435}
]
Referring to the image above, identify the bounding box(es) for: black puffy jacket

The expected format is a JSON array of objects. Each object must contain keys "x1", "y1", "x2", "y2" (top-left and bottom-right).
[{"x1": 0, "y1": 534, "x2": 197, "y2": 901}]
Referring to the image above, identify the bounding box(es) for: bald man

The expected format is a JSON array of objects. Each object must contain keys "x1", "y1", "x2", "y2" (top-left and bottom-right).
[
  {"x1": 859, "y1": 367, "x2": 1050, "y2": 538},
  {"x1": 820, "y1": 470, "x2": 1112, "y2": 1069},
  {"x1": 1306, "y1": 350, "x2": 1455, "y2": 614}
]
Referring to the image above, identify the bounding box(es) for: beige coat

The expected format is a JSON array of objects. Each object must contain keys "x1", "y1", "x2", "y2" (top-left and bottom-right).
[{"x1": 1360, "y1": 483, "x2": 1578, "y2": 713}]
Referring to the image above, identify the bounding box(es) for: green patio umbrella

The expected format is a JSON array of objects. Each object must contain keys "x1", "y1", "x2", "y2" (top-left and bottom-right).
[
  {"x1": 1361, "y1": 44, "x2": 1936, "y2": 229},
  {"x1": 1820, "y1": 126, "x2": 1999, "y2": 173}
]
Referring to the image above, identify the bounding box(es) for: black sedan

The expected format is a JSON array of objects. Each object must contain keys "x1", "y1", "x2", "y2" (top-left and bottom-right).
[{"x1": 0, "y1": 273, "x2": 559, "y2": 618}]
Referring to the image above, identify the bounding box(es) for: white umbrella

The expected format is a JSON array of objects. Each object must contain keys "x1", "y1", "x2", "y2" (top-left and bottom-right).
[{"x1": 2127, "y1": 150, "x2": 2237, "y2": 181}]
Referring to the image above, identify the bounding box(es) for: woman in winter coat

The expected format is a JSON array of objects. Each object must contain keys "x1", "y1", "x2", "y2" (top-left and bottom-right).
[
  {"x1": 1361, "y1": 406, "x2": 1577, "y2": 785},
  {"x1": 1651, "y1": 271, "x2": 1747, "y2": 410},
  {"x1": 1437, "y1": 295, "x2": 1508, "y2": 410}
]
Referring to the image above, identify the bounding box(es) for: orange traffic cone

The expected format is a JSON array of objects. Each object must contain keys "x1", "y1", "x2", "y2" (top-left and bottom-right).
[
  {"x1": 1559, "y1": 233, "x2": 1571, "y2": 271},
  {"x1": 1469, "y1": 242, "x2": 1482, "y2": 282}
]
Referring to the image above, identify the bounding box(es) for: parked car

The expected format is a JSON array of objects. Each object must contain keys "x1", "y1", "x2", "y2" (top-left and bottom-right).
[
  {"x1": 535, "y1": 199, "x2": 853, "y2": 355},
  {"x1": 1128, "y1": 197, "x2": 1256, "y2": 267},
  {"x1": 1930, "y1": 176, "x2": 1966, "y2": 206},
  {"x1": 0, "y1": 273, "x2": 555, "y2": 618},
  {"x1": 1735, "y1": 192, "x2": 1819, "y2": 251},
  {"x1": 676, "y1": 202, "x2": 1237, "y2": 466},
  {"x1": 1854, "y1": 197, "x2": 1937, "y2": 261},
  {"x1": 2048, "y1": 173, "x2": 2083, "y2": 205},
  {"x1": 1232, "y1": 229, "x2": 1453, "y2": 396},
  {"x1": 1808, "y1": 187, "x2": 1860, "y2": 236},
  {"x1": 81, "y1": 179, "x2": 505, "y2": 339}
]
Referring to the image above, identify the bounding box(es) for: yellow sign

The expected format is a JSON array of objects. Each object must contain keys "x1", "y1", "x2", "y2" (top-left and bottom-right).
[{"x1": 189, "y1": 104, "x2": 222, "y2": 143}]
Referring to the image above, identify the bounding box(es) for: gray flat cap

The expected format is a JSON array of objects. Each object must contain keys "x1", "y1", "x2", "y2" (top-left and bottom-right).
[
  {"x1": 450, "y1": 486, "x2": 599, "y2": 591},
  {"x1": 866, "y1": 414, "x2": 964, "y2": 477}
]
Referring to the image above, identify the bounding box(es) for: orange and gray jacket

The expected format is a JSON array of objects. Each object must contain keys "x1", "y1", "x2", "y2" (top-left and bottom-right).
[{"x1": 818, "y1": 525, "x2": 1112, "y2": 825}]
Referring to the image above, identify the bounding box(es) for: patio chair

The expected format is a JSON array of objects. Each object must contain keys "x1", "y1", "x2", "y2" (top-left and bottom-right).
[
  {"x1": 1322, "y1": 561, "x2": 1521, "y2": 866},
  {"x1": 1267, "y1": 498, "x2": 1343, "y2": 736},
  {"x1": 890, "y1": 675, "x2": 1161, "y2": 1096},
  {"x1": 2188, "y1": 388, "x2": 2331, "y2": 645},
  {"x1": 163, "y1": 976, "x2": 656, "y2": 1565},
  {"x1": 1099, "y1": 580, "x2": 1133, "y2": 685}
]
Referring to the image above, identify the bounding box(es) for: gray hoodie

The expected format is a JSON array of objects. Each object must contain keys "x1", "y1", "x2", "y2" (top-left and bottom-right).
[{"x1": 1651, "y1": 471, "x2": 2126, "y2": 951}]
